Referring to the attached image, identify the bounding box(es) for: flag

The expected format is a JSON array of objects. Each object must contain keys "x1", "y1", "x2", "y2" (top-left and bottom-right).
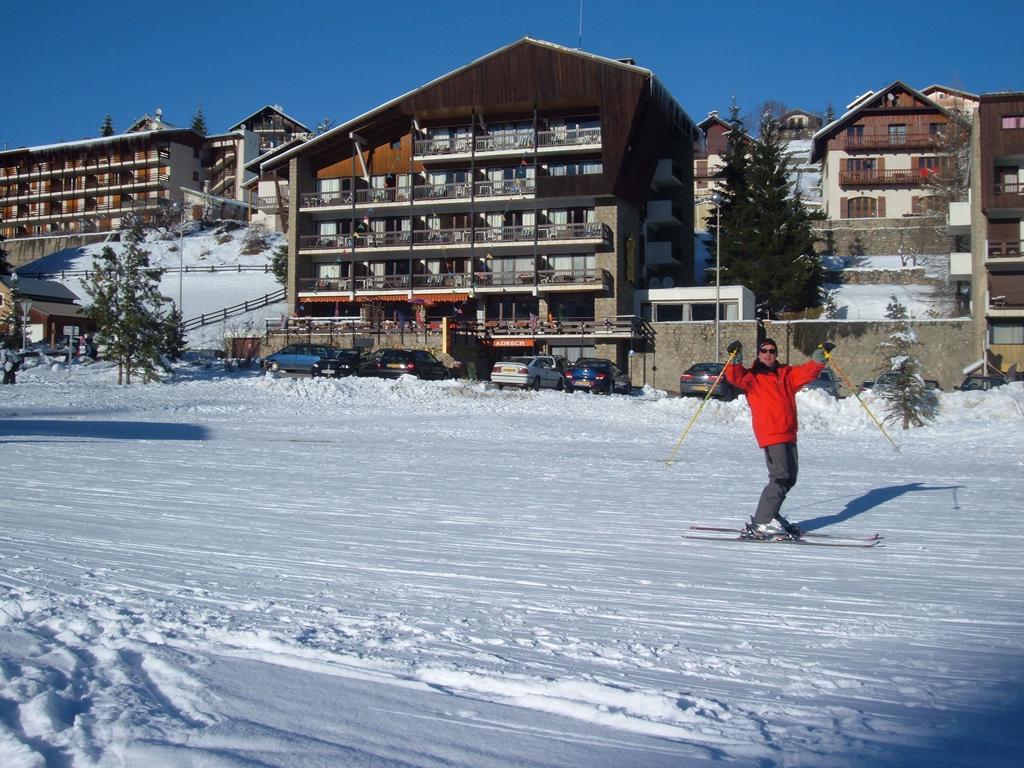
[{"x1": 528, "y1": 313, "x2": 538, "y2": 331}]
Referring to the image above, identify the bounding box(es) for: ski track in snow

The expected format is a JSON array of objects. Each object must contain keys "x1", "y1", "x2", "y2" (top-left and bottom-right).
[{"x1": 2, "y1": 365, "x2": 1023, "y2": 766}]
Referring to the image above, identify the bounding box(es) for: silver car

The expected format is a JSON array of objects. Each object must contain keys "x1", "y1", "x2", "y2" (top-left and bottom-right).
[{"x1": 490, "y1": 355, "x2": 567, "y2": 391}]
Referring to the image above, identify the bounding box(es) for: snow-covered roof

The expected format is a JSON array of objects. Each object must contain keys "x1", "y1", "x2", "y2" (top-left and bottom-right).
[{"x1": 0, "y1": 127, "x2": 202, "y2": 157}]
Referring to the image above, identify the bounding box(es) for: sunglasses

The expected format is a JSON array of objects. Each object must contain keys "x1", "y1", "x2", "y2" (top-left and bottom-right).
[{"x1": 759, "y1": 347, "x2": 778, "y2": 354}]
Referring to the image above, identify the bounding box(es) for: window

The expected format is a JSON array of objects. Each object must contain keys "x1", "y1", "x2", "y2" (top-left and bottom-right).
[
  {"x1": 846, "y1": 158, "x2": 876, "y2": 171},
  {"x1": 655, "y1": 304, "x2": 684, "y2": 322},
  {"x1": 888, "y1": 124, "x2": 907, "y2": 144},
  {"x1": 846, "y1": 125, "x2": 864, "y2": 144},
  {"x1": 990, "y1": 323, "x2": 1024, "y2": 345},
  {"x1": 1001, "y1": 115, "x2": 1024, "y2": 129},
  {"x1": 847, "y1": 197, "x2": 877, "y2": 218}
]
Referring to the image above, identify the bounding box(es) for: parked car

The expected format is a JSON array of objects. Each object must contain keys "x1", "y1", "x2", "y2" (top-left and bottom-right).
[
  {"x1": 678, "y1": 362, "x2": 738, "y2": 401},
  {"x1": 490, "y1": 355, "x2": 567, "y2": 390},
  {"x1": 800, "y1": 368, "x2": 841, "y2": 398},
  {"x1": 310, "y1": 348, "x2": 363, "y2": 378},
  {"x1": 563, "y1": 358, "x2": 631, "y2": 395},
  {"x1": 357, "y1": 348, "x2": 450, "y2": 380},
  {"x1": 956, "y1": 374, "x2": 1007, "y2": 392},
  {"x1": 262, "y1": 344, "x2": 340, "y2": 374}
]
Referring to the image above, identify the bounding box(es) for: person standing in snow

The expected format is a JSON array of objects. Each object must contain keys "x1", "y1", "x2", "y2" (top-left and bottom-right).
[
  {"x1": 1, "y1": 341, "x2": 21, "y2": 385},
  {"x1": 724, "y1": 338, "x2": 834, "y2": 539}
]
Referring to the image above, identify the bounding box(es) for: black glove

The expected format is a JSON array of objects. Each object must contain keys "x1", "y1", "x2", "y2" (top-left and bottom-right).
[{"x1": 727, "y1": 341, "x2": 742, "y2": 355}]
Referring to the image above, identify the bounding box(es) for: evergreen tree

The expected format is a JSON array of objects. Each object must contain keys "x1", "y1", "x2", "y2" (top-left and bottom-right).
[
  {"x1": 160, "y1": 305, "x2": 187, "y2": 361},
  {"x1": 713, "y1": 106, "x2": 822, "y2": 316},
  {"x1": 316, "y1": 117, "x2": 334, "y2": 135},
  {"x1": 100, "y1": 114, "x2": 115, "y2": 137},
  {"x1": 878, "y1": 295, "x2": 938, "y2": 429},
  {"x1": 83, "y1": 216, "x2": 170, "y2": 384},
  {"x1": 191, "y1": 106, "x2": 208, "y2": 136},
  {"x1": 0, "y1": 283, "x2": 24, "y2": 348},
  {"x1": 270, "y1": 244, "x2": 288, "y2": 287},
  {"x1": 823, "y1": 102, "x2": 835, "y2": 125},
  {"x1": 0, "y1": 229, "x2": 11, "y2": 276}
]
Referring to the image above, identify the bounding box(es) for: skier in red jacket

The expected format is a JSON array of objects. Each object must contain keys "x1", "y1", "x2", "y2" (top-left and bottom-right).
[{"x1": 724, "y1": 338, "x2": 834, "y2": 539}]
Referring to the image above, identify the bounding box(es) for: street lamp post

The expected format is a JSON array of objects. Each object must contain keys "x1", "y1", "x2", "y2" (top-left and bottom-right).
[
  {"x1": 21, "y1": 298, "x2": 31, "y2": 351},
  {"x1": 712, "y1": 191, "x2": 722, "y2": 362},
  {"x1": 178, "y1": 204, "x2": 186, "y2": 317}
]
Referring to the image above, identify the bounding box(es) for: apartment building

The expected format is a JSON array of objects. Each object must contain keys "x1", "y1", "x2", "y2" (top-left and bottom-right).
[
  {"x1": 0, "y1": 129, "x2": 205, "y2": 241},
  {"x1": 203, "y1": 130, "x2": 259, "y2": 201},
  {"x1": 231, "y1": 106, "x2": 311, "y2": 155},
  {"x1": 811, "y1": 82, "x2": 953, "y2": 220},
  {"x1": 693, "y1": 112, "x2": 729, "y2": 230},
  {"x1": 972, "y1": 93, "x2": 1024, "y2": 372},
  {"x1": 257, "y1": 38, "x2": 697, "y2": 364}
]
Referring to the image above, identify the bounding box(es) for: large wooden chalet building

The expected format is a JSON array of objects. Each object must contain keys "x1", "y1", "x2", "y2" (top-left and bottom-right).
[{"x1": 254, "y1": 38, "x2": 698, "y2": 365}]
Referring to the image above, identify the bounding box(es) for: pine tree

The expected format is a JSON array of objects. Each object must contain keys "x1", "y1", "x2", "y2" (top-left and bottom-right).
[
  {"x1": 100, "y1": 114, "x2": 115, "y2": 137},
  {"x1": 823, "y1": 102, "x2": 835, "y2": 125},
  {"x1": 713, "y1": 106, "x2": 822, "y2": 316},
  {"x1": 0, "y1": 218, "x2": 12, "y2": 276},
  {"x1": 83, "y1": 215, "x2": 170, "y2": 384},
  {"x1": 191, "y1": 106, "x2": 207, "y2": 136},
  {"x1": 270, "y1": 244, "x2": 288, "y2": 287},
  {"x1": 0, "y1": 283, "x2": 24, "y2": 348},
  {"x1": 878, "y1": 295, "x2": 938, "y2": 429},
  {"x1": 160, "y1": 305, "x2": 187, "y2": 361}
]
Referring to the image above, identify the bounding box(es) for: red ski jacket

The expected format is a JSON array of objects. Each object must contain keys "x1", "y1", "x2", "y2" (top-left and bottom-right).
[{"x1": 725, "y1": 360, "x2": 824, "y2": 448}]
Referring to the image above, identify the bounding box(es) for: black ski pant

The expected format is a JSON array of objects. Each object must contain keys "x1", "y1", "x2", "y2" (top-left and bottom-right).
[{"x1": 753, "y1": 442, "x2": 798, "y2": 524}]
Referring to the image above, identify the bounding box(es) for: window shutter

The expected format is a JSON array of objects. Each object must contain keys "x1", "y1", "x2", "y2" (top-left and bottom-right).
[
  {"x1": 877, "y1": 196, "x2": 886, "y2": 218},
  {"x1": 877, "y1": 157, "x2": 885, "y2": 172},
  {"x1": 840, "y1": 197, "x2": 848, "y2": 219}
]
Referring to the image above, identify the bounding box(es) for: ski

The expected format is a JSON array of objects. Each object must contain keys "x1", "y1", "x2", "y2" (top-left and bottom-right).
[
  {"x1": 689, "y1": 525, "x2": 882, "y2": 541},
  {"x1": 684, "y1": 533, "x2": 880, "y2": 548}
]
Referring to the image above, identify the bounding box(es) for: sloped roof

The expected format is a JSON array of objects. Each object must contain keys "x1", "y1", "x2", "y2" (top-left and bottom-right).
[
  {"x1": 810, "y1": 80, "x2": 951, "y2": 162},
  {"x1": 260, "y1": 37, "x2": 695, "y2": 174},
  {"x1": 2, "y1": 275, "x2": 80, "y2": 303},
  {"x1": 230, "y1": 105, "x2": 311, "y2": 133}
]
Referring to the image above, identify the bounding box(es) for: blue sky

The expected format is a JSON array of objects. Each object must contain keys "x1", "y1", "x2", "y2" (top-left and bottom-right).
[{"x1": 2, "y1": 0, "x2": 1020, "y2": 150}]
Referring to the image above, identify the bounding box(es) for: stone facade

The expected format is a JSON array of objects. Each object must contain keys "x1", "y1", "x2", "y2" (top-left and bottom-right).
[
  {"x1": 635, "y1": 318, "x2": 977, "y2": 393},
  {"x1": 813, "y1": 218, "x2": 948, "y2": 257}
]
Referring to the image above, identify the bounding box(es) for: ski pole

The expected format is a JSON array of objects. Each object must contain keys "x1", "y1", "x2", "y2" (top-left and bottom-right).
[
  {"x1": 665, "y1": 349, "x2": 738, "y2": 467},
  {"x1": 823, "y1": 348, "x2": 900, "y2": 454}
]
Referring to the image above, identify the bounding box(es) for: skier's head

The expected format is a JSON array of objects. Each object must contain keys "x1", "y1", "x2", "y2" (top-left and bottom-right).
[{"x1": 757, "y1": 338, "x2": 779, "y2": 367}]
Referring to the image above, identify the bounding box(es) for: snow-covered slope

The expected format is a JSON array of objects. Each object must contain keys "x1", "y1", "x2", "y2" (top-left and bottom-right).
[{"x1": 2, "y1": 364, "x2": 1022, "y2": 766}]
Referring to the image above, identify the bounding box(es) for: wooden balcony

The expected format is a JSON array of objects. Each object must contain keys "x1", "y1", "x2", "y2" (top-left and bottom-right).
[
  {"x1": 413, "y1": 127, "x2": 601, "y2": 158},
  {"x1": 298, "y1": 222, "x2": 611, "y2": 253},
  {"x1": 842, "y1": 133, "x2": 939, "y2": 151},
  {"x1": 987, "y1": 240, "x2": 1022, "y2": 260},
  {"x1": 838, "y1": 169, "x2": 923, "y2": 187},
  {"x1": 296, "y1": 268, "x2": 612, "y2": 298},
  {"x1": 991, "y1": 182, "x2": 1024, "y2": 210}
]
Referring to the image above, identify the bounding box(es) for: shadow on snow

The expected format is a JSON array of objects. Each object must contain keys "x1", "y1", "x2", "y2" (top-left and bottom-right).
[
  {"x1": 0, "y1": 420, "x2": 208, "y2": 441},
  {"x1": 798, "y1": 482, "x2": 964, "y2": 532}
]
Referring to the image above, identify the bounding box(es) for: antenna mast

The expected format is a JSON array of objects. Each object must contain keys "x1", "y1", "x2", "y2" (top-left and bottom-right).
[{"x1": 578, "y1": 0, "x2": 583, "y2": 49}]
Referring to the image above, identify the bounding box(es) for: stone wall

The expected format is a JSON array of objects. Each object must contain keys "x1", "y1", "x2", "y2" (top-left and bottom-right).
[
  {"x1": 813, "y1": 218, "x2": 948, "y2": 257},
  {"x1": 7, "y1": 234, "x2": 110, "y2": 268},
  {"x1": 632, "y1": 318, "x2": 978, "y2": 393}
]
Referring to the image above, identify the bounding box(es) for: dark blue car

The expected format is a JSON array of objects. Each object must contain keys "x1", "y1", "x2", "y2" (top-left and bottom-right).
[{"x1": 563, "y1": 357, "x2": 631, "y2": 395}]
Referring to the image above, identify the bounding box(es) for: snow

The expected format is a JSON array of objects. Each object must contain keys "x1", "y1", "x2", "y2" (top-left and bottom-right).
[
  {"x1": 2, "y1": 360, "x2": 1023, "y2": 767},
  {"x1": 20, "y1": 222, "x2": 286, "y2": 350}
]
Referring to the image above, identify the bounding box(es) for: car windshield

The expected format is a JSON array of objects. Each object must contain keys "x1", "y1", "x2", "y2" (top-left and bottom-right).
[
  {"x1": 331, "y1": 351, "x2": 360, "y2": 363},
  {"x1": 504, "y1": 357, "x2": 533, "y2": 365},
  {"x1": 573, "y1": 358, "x2": 609, "y2": 369},
  {"x1": 688, "y1": 363, "x2": 723, "y2": 375}
]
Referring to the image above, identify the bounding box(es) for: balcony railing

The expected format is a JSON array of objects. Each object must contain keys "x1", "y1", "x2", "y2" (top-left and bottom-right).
[
  {"x1": 993, "y1": 183, "x2": 1024, "y2": 208},
  {"x1": 297, "y1": 268, "x2": 611, "y2": 295},
  {"x1": 413, "y1": 127, "x2": 601, "y2": 157},
  {"x1": 257, "y1": 196, "x2": 283, "y2": 209},
  {"x1": 299, "y1": 222, "x2": 611, "y2": 252},
  {"x1": 843, "y1": 133, "x2": 939, "y2": 150},
  {"x1": 301, "y1": 178, "x2": 539, "y2": 208},
  {"x1": 988, "y1": 240, "x2": 1022, "y2": 258},
  {"x1": 839, "y1": 169, "x2": 923, "y2": 186}
]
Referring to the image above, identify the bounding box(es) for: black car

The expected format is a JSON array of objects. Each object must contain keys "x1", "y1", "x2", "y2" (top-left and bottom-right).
[
  {"x1": 357, "y1": 348, "x2": 450, "y2": 380},
  {"x1": 563, "y1": 357, "x2": 631, "y2": 395},
  {"x1": 310, "y1": 348, "x2": 363, "y2": 378},
  {"x1": 957, "y1": 374, "x2": 1007, "y2": 392},
  {"x1": 678, "y1": 362, "x2": 738, "y2": 401}
]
